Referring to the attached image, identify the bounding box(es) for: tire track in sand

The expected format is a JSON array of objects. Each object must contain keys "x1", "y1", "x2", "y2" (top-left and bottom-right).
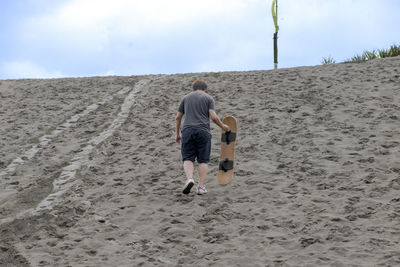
[
  {"x1": 0, "y1": 86, "x2": 131, "y2": 179},
  {"x1": 0, "y1": 79, "x2": 152, "y2": 225},
  {"x1": 0, "y1": 86, "x2": 132, "y2": 210}
]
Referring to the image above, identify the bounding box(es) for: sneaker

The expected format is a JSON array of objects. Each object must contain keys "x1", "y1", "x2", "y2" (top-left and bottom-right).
[
  {"x1": 196, "y1": 186, "x2": 207, "y2": 195},
  {"x1": 182, "y1": 179, "x2": 194, "y2": 194}
]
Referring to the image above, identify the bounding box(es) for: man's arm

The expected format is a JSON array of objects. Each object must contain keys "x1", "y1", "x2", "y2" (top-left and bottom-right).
[
  {"x1": 175, "y1": 111, "x2": 183, "y2": 144},
  {"x1": 209, "y1": 109, "x2": 230, "y2": 132}
]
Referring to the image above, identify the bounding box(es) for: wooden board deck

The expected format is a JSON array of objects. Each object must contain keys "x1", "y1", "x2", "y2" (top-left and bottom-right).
[{"x1": 217, "y1": 116, "x2": 237, "y2": 185}]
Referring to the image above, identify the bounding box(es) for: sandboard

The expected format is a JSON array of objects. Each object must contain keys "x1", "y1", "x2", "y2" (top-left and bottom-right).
[{"x1": 217, "y1": 116, "x2": 237, "y2": 185}]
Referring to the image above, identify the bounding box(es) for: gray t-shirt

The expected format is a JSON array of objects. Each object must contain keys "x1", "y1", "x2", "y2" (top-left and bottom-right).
[{"x1": 178, "y1": 91, "x2": 215, "y2": 133}]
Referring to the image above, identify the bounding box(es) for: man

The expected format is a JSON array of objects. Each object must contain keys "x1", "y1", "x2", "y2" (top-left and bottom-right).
[{"x1": 176, "y1": 80, "x2": 230, "y2": 195}]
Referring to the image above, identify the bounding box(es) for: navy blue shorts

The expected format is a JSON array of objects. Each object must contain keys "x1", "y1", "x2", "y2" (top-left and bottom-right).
[{"x1": 181, "y1": 128, "x2": 212, "y2": 163}]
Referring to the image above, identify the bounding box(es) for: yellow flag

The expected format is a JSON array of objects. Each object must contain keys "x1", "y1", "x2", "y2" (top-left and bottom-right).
[{"x1": 271, "y1": 0, "x2": 279, "y2": 32}]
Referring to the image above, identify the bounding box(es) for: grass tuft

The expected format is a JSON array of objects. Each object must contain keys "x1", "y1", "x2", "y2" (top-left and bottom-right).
[
  {"x1": 321, "y1": 56, "x2": 336, "y2": 65},
  {"x1": 344, "y1": 44, "x2": 400, "y2": 63},
  {"x1": 322, "y1": 44, "x2": 400, "y2": 64}
]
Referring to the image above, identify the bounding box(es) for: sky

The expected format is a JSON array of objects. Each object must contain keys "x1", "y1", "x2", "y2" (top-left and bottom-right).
[{"x1": 0, "y1": 0, "x2": 399, "y2": 79}]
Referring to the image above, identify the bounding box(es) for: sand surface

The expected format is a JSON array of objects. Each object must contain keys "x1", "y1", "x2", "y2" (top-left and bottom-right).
[{"x1": 1, "y1": 57, "x2": 400, "y2": 266}]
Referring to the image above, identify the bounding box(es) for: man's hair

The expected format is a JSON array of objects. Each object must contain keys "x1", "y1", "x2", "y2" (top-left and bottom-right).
[{"x1": 192, "y1": 80, "x2": 207, "y2": 91}]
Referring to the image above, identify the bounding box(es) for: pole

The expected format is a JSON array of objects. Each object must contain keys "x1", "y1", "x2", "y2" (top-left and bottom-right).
[
  {"x1": 274, "y1": 32, "x2": 278, "y2": 70},
  {"x1": 273, "y1": 0, "x2": 278, "y2": 70}
]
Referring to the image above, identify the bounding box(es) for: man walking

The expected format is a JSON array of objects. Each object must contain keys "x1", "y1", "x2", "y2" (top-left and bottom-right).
[{"x1": 176, "y1": 80, "x2": 230, "y2": 195}]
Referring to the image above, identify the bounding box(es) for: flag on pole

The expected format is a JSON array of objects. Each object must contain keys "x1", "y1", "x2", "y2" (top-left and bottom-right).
[
  {"x1": 271, "y1": 0, "x2": 279, "y2": 69},
  {"x1": 271, "y1": 0, "x2": 279, "y2": 33}
]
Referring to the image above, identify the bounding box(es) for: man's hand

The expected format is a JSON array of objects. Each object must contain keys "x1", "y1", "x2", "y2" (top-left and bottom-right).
[
  {"x1": 210, "y1": 110, "x2": 231, "y2": 132},
  {"x1": 176, "y1": 134, "x2": 181, "y2": 145},
  {"x1": 222, "y1": 124, "x2": 230, "y2": 132}
]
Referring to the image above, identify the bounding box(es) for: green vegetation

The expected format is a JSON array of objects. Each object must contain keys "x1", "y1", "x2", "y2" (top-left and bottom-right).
[
  {"x1": 321, "y1": 56, "x2": 336, "y2": 65},
  {"x1": 347, "y1": 50, "x2": 379, "y2": 62},
  {"x1": 322, "y1": 44, "x2": 400, "y2": 65},
  {"x1": 376, "y1": 44, "x2": 400, "y2": 58}
]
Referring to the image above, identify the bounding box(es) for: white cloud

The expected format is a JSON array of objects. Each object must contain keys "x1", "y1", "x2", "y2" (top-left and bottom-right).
[
  {"x1": 25, "y1": 0, "x2": 263, "y2": 44},
  {"x1": 15, "y1": 0, "x2": 268, "y2": 76},
  {"x1": 271, "y1": 0, "x2": 399, "y2": 66},
  {"x1": 279, "y1": 0, "x2": 390, "y2": 35},
  {"x1": 1, "y1": 61, "x2": 65, "y2": 79},
  {"x1": 9, "y1": 0, "x2": 397, "y2": 77},
  {"x1": 194, "y1": 39, "x2": 268, "y2": 72}
]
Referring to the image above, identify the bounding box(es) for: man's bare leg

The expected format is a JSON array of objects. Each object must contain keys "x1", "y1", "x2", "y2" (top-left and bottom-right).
[
  {"x1": 198, "y1": 163, "x2": 208, "y2": 187},
  {"x1": 183, "y1": 161, "x2": 194, "y2": 179}
]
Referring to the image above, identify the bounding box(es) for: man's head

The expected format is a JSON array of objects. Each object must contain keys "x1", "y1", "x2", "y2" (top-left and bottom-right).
[{"x1": 192, "y1": 80, "x2": 207, "y2": 91}]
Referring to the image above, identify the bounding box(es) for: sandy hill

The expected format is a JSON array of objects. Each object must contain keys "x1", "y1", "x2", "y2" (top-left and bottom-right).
[{"x1": 0, "y1": 56, "x2": 400, "y2": 266}]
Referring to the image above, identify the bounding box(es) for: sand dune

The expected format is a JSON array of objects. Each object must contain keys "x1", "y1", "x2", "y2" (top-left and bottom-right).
[{"x1": 1, "y1": 57, "x2": 400, "y2": 266}]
